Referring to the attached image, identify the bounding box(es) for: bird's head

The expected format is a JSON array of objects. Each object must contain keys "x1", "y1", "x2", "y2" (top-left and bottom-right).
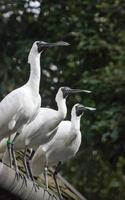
[
  {"x1": 28, "y1": 41, "x2": 70, "y2": 63},
  {"x1": 55, "y1": 87, "x2": 92, "y2": 102},
  {"x1": 72, "y1": 103, "x2": 96, "y2": 117}
]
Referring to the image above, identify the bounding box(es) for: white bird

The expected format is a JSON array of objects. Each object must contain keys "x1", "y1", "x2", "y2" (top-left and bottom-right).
[
  {"x1": 30, "y1": 104, "x2": 96, "y2": 199},
  {"x1": 0, "y1": 87, "x2": 91, "y2": 178},
  {"x1": 0, "y1": 40, "x2": 69, "y2": 171}
]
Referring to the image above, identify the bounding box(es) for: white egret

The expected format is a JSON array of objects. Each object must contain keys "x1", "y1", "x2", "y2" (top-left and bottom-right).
[
  {"x1": 30, "y1": 104, "x2": 96, "y2": 199},
  {"x1": 0, "y1": 87, "x2": 91, "y2": 179},
  {"x1": 0, "y1": 40, "x2": 69, "y2": 172}
]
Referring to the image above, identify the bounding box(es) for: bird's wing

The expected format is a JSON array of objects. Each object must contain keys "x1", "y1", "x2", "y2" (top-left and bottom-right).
[
  {"x1": 0, "y1": 85, "x2": 40, "y2": 140},
  {"x1": 44, "y1": 126, "x2": 59, "y2": 144},
  {"x1": 0, "y1": 93, "x2": 23, "y2": 140},
  {"x1": 42, "y1": 121, "x2": 71, "y2": 152},
  {"x1": 13, "y1": 108, "x2": 47, "y2": 147},
  {"x1": 60, "y1": 121, "x2": 81, "y2": 147},
  {"x1": 22, "y1": 108, "x2": 58, "y2": 142},
  {"x1": 0, "y1": 90, "x2": 20, "y2": 128}
]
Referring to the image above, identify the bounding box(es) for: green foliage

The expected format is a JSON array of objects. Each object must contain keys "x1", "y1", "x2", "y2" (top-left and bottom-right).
[
  {"x1": 64, "y1": 150, "x2": 125, "y2": 200},
  {"x1": 0, "y1": 0, "x2": 125, "y2": 199}
]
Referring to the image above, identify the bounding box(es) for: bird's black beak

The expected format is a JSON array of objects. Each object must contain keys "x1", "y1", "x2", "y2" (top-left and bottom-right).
[
  {"x1": 46, "y1": 41, "x2": 70, "y2": 47},
  {"x1": 84, "y1": 106, "x2": 96, "y2": 111},
  {"x1": 37, "y1": 41, "x2": 70, "y2": 53},
  {"x1": 63, "y1": 88, "x2": 91, "y2": 98},
  {"x1": 68, "y1": 89, "x2": 92, "y2": 94},
  {"x1": 76, "y1": 105, "x2": 96, "y2": 116}
]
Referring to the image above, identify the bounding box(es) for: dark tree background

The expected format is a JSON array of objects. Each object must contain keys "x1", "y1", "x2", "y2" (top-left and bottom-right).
[{"x1": 0, "y1": 1, "x2": 125, "y2": 199}]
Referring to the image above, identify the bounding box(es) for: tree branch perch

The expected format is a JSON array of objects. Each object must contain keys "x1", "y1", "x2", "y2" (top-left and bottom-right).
[{"x1": 0, "y1": 162, "x2": 58, "y2": 200}]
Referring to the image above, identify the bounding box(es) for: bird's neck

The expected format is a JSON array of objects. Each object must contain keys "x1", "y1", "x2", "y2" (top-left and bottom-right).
[
  {"x1": 57, "y1": 99, "x2": 67, "y2": 120},
  {"x1": 71, "y1": 115, "x2": 81, "y2": 132},
  {"x1": 27, "y1": 54, "x2": 41, "y2": 94}
]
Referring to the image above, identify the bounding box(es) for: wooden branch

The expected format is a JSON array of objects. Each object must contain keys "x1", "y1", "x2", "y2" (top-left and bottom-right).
[
  {"x1": 57, "y1": 173, "x2": 87, "y2": 200},
  {"x1": 0, "y1": 162, "x2": 58, "y2": 200}
]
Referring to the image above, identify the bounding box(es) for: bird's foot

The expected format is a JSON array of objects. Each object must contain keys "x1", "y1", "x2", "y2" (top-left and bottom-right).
[
  {"x1": 33, "y1": 181, "x2": 39, "y2": 192},
  {"x1": 21, "y1": 174, "x2": 28, "y2": 187},
  {"x1": 43, "y1": 189, "x2": 57, "y2": 200},
  {"x1": 47, "y1": 193, "x2": 53, "y2": 200},
  {"x1": 15, "y1": 170, "x2": 21, "y2": 182},
  {"x1": 43, "y1": 188, "x2": 50, "y2": 199},
  {"x1": 59, "y1": 197, "x2": 63, "y2": 200},
  {"x1": 57, "y1": 192, "x2": 63, "y2": 200},
  {"x1": 52, "y1": 194, "x2": 58, "y2": 200}
]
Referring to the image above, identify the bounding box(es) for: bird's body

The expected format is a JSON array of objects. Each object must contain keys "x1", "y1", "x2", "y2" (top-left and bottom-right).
[
  {"x1": 0, "y1": 40, "x2": 71, "y2": 178},
  {"x1": 0, "y1": 41, "x2": 69, "y2": 144},
  {"x1": 0, "y1": 93, "x2": 67, "y2": 170},
  {"x1": 24, "y1": 107, "x2": 66, "y2": 148},
  {"x1": 13, "y1": 100, "x2": 66, "y2": 150},
  {"x1": 46, "y1": 120, "x2": 81, "y2": 164},
  {"x1": 30, "y1": 104, "x2": 95, "y2": 199},
  {"x1": 30, "y1": 104, "x2": 83, "y2": 176},
  {"x1": 0, "y1": 87, "x2": 91, "y2": 152},
  {"x1": 0, "y1": 42, "x2": 42, "y2": 141},
  {"x1": 0, "y1": 87, "x2": 69, "y2": 151},
  {"x1": 0, "y1": 107, "x2": 64, "y2": 151}
]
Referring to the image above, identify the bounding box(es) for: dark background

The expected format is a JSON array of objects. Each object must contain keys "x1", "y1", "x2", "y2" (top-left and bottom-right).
[{"x1": 0, "y1": 1, "x2": 125, "y2": 199}]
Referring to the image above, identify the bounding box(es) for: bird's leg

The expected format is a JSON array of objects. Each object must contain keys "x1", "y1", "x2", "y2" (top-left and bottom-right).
[
  {"x1": 53, "y1": 161, "x2": 63, "y2": 200},
  {"x1": 44, "y1": 160, "x2": 49, "y2": 191},
  {"x1": 27, "y1": 160, "x2": 39, "y2": 191},
  {"x1": 22, "y1": 146, "x2": 34, "y2": 187},
  {"x1": 11, "y1": 132, "x2": 20, "y2": 180},
  {"x1": 28, "y1": 149, "x2": 36, "y2": 181},
  {"x1": 25, "y1": 149, "x2": 39, "y2": 191},
  {"x1": 29, "y1": 149, "x2": 36, "y2": 160},
  {"x1": 51, "y1": 194, "x2": 58, "y2": 200},
  {"x1": 6, "y1": 136, "x2": 12, "y2": 168},
  {"x1": 23, "y1": 146, "x2": 30, "y2": 179}
]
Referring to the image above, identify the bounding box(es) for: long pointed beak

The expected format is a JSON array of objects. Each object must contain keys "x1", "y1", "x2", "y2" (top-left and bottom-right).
[
  {"x1": 38, "y1": 41, "x2": 70, "y2": 53},
  {"x1": 85, "y1": 106, "x2": 96, "y2": 111},
  {"x1": 44, "y1": 41, "x2": 70, "y2": 47},
  {"x1": 68, "y1": 89, "x2": 92, "y2": 94},
  {"x1": 76, "y1": 105, "x2": 96, "y2": 116}
]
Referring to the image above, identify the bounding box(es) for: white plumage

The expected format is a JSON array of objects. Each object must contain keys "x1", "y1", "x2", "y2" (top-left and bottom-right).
[
  {"x1": 0, "y1": 41, "x2": 70, "y2": 170},
  {"x1": 30, "y1": 104, "x2": 92, "y2": 176},
  {"x1": 30, "y1": 104, "x2": 95, "y2": 198},
  {"x1": 20, "y1": 87, "x2": 68, "y2": 148},
  {"x1": 0, "y1": 41, "x2": 69, "y2": 142},
  {"x1": 0, "y1": 41, "x2": 42, "y2": 141},
  {"x1": 0, "y1": 87, "x2": 91, "y2": 152}
]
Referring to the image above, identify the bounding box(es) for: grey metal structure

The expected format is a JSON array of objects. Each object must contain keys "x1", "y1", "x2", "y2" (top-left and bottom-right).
[
  {"x1": 0, "y1": 162, "x2": 58, "y2": 200},
  {"x1": 0, "y1": 150, "x2": 87, "y2": 200}
]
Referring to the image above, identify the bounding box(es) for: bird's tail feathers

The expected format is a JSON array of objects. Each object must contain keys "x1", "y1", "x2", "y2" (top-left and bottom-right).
[
  {"x1": 2, "y1": 149, "x2": 10, "y2": 166},
  {"x1": 30, "y1": 146, "x2": 46, "y2": 176}
]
